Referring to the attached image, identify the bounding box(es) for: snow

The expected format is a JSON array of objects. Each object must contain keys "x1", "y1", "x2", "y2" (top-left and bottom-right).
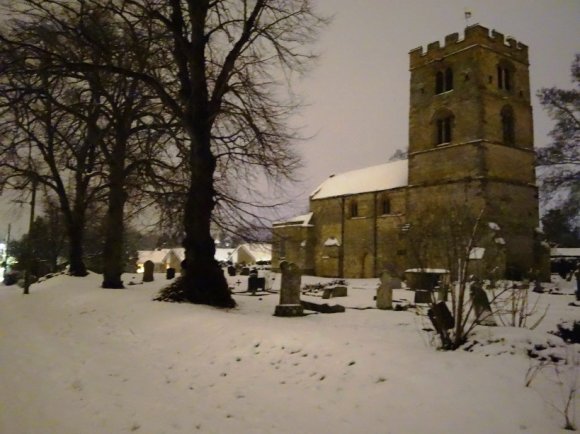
[
  {"x1": 552, "y1": 247, "x2": 580, "y2": 258},
  {"x1": 469, "y1": 247, "x2": 486, "y2": 260},
  {"x1": 0, "y1": 273, "x2": 578, "y2": 434},
  {"x1": 137, "y1": 249, "x2": 172, "y2": 264},
  {"x1": 171, "y1": 247, "x2": 234, "y2": 263},
  {"x1": 324, "y1": 237, "x2": 341, "y2": 246},
  {"x1": 310, "y1": 159, "x2": 408, "y2": 200},
  {"x1": 230, "y1": 243, "x2": 272, "y2": 263},
  {"x1": 273, "y1": 212, "x2": 314, "y2": 227},
  {"x1": 405, "y1": 268, "x2": 449, "y2": 274}
]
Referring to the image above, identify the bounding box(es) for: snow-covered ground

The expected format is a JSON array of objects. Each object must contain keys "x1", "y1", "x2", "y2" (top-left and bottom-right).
[{"x1": 0, "y1": 272, "x2": 578, "y2": 434}]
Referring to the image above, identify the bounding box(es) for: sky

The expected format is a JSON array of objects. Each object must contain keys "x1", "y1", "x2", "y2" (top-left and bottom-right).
[
  {"x1": 288, "y1": 0, "x2": 579, "y2": 208},
  {"x1": 1, "y1": 0, "x2": 579, "y2": 239}
]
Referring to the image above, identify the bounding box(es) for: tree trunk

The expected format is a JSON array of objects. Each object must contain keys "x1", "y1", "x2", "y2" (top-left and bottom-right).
[
  {"x1": 178, "y1": 121, "x2": 235, "y2": 307},
  {"x1": 68, "y1": 221, "x2": 88, "y2": 276},
  {"x1": 101, "y1": 153, "x2": 127, "y2": 289}
]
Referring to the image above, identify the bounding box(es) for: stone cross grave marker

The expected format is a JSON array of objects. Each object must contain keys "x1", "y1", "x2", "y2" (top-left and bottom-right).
[{"x1": 274, "y1": 261, "x2": 303, "y2": 317}]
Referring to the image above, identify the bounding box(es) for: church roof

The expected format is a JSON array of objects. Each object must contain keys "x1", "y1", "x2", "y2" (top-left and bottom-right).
[
  {"x1": 310, "y1": 159, "x2": 408, "y2": 200},
  {"x1": 273, "y1": 212, "x2": 313, "y2": 227}
]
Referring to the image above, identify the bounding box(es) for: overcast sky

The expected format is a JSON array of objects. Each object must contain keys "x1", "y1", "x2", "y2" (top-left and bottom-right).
[
  {"x1": 1, "y1": 0, "x2": 579, "y2": 239},
  {"x1": 288, "y1": 0, "x2": 579, "y2": 208}
]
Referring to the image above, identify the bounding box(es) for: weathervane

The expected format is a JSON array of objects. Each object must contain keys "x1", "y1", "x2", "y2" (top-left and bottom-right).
[{"x1": 464, "y1": 9, "x2": 472, "y2": 27}]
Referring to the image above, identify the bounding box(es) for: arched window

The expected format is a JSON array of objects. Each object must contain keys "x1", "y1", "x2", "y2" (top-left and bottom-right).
[
  {"x1": 497, "y1": 62, "x2": 514, "y2": 91},
  {"x1": 350, "y1": 200, "x2": 358, "y2": 218},
  {"x1": 435, "y1": 67, "x2": 453, "y2": 94},
  {"x1": 501, "y1": 106, "x2": 515, "y2": 145},
  {"x1": 433, "y1": 109, "x2": 454, "y2": 145}
]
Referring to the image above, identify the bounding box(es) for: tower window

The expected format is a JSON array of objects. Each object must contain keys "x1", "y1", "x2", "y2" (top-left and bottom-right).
[
  {"x1": 501, "y1": 106, "x2": 515, "y2": 145},
  {"x1": 435, "y1": 67, "x2": 453, "y2": 94},
  {"x1": 381, "y1": 197, "x2": 391, "y2": 215},
  {"x1": 434, "y1": 110, "x2": 454, "y2": 145},
  {"x1": 350, "y1": 200, "x2": 358, "y2": 218},
  {"x1": 497, "y1": 63, "x2": 513, "y2": 91}
]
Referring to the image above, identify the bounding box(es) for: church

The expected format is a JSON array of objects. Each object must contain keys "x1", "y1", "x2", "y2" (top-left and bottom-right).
[{"x1": 272, "y1": 25, "x2": 547, "y2": 280}]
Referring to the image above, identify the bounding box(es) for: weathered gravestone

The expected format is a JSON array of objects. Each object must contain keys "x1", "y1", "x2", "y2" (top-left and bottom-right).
[
  {"x1": 274, "y1": 261, "x2": 303, "y2": 317},
  {"x1": 227, "y1": 265, "x2": 236, "y2": 276},
  {"x1": 428, "y1": 301, "x2": 454, "y2": 348},
  {"x1": 377, "y1": 271, "x2": 401, "y2": 310},
  {"x1": 143, "y1": 260, "x2": 154, "y2": 282},
  {"x1": 322, "y1": 286, "x2": 348, "y2": 299},
  {"x1": 470, "y1": 278, "x2": 496, "y2": 326},
  {"x1": 166, "y1": 267, "x2": 176, "y2": 280},
  {"x1": 414, "y1": 289, "x2": 431, "y2": 304},
  {"x1": 437, "y1": 284, "x2": 449, "y2": 302},
  {"x1": 247, "y1": 275, "x2": 266, "y2": 294}
]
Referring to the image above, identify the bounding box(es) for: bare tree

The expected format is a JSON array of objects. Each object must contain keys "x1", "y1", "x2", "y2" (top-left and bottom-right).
[
  {"x1": 405, "y1": 204, "x2": 508, "y2": 349},
  {"x1": 42, "y1": 0, "x2": 325, "y2": 306},
  {"x1": 0, "y1": 22, "x2": 107, "y2": 276}
]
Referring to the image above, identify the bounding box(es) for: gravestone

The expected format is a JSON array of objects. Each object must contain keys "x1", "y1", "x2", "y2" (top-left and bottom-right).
[
  {"x1": 274, "y1": 261, "x2": 303, "y2": 317},
  {"x1": 263, "y1": 270, "x2": 273, "y2": 291},
  {"x1": 437, "y1": 284, "x2": 449, "y2": 302},
  {"x1": 377, "y1": 271, "x2": 399, "y2": 310},
  {"x1": 166, "y1": 267, "x2": 176, "y2": 280},
  {"x1": 322, "y1": 286, "x2": 348, "y2": 299},
  {"x1": 414, "y1": 289, "x2": 431, "y2": 304},
  {"x1": 240, "y1": 267, "x2": 250, "y2": 276},
  {"x1": 248, "y1": 275, "x2": 258, "y2": 294},
  {"x1": 470, "y1": 279, "x2": 496, "y2": 326},
  {"x1": 247, "y1": 275, "x2": 265, "y2": 294},
  {"x1": 143, "y1": 260, "x2": 154, "y2": 282},
  {"x1": 227, "y1": 265, "x2": 236, "y2": 276}
]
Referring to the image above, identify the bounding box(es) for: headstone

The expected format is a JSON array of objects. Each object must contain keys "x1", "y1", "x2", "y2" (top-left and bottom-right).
[
  {"x1": 376, "y1": 271, "x2": 395, "y2": 310},
  {"x1": 166, "y1": 267, "x2": 176, "y2": 280},
  {"x1": 240, "y1": 267, "x2": 250, "y2": 276},
  {"x1": 143, "y1": 260, "x2": 154, "y2": 282},
  {"x1": 470, "y1": 279, "x2": 496, "y2": 326},
  {"x1": 227, "y1": 265, "x2": 236, "y2": 276},
  {"x1": 274, "y1": 261, "x2": 303, "y2": 317},
  {"x1": 301, "y1": 300, "x2": 345, "y2": 313},
  {"x1": 322, "y1": 286, "x2": 348, "y2": 299},
  {"x1": 414, "y1": 289, "x2": 431, "y2": 304},
  {"x1": 428, "y1": 301, "x2": 454, "y2": 331},
  {"x1": 437, "y1": 285, "x2": 449, "y2": 302},
  {"x1": 248, "y1": 275, "x2": 258, "y2": 294}
]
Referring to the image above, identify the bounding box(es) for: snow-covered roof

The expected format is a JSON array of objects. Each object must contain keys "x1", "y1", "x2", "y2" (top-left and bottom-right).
[
  {"x1": 551, "y1": 247, "x2": 580, "y2": 257},
  {"x1": 273, "y1": 212, "x2": 313, "y2": 227},
  {"x1": 405, "y1": 268, "x2": 449, "y2": 274},
  {"x1": 169, "y1": 247, "x2": 234, "y2": 263},
  {"x1": 310, "y1": 159, "x2": 408, "y2": 200},
  {"x1": 231, "y1": 243, "x2": 272, "y2": 263},
  {"x1": 137, "y1": 249, "x2": 171, "y2": 264}
]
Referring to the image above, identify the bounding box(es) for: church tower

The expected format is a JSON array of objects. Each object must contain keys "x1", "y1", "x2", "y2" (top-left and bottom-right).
[{"x1": 406, "y1": 25, "x2": 541, "y2": 278}]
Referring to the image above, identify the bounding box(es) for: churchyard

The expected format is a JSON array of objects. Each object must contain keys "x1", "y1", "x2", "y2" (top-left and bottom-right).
[{"x1": 1, "y1": 267, "x2": 578, "y2": 433}]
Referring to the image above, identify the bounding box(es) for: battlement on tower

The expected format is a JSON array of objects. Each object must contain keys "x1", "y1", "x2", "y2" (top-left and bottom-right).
[{"x1": 409, "y1": 24, "x2": 528, "y2": 68}]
